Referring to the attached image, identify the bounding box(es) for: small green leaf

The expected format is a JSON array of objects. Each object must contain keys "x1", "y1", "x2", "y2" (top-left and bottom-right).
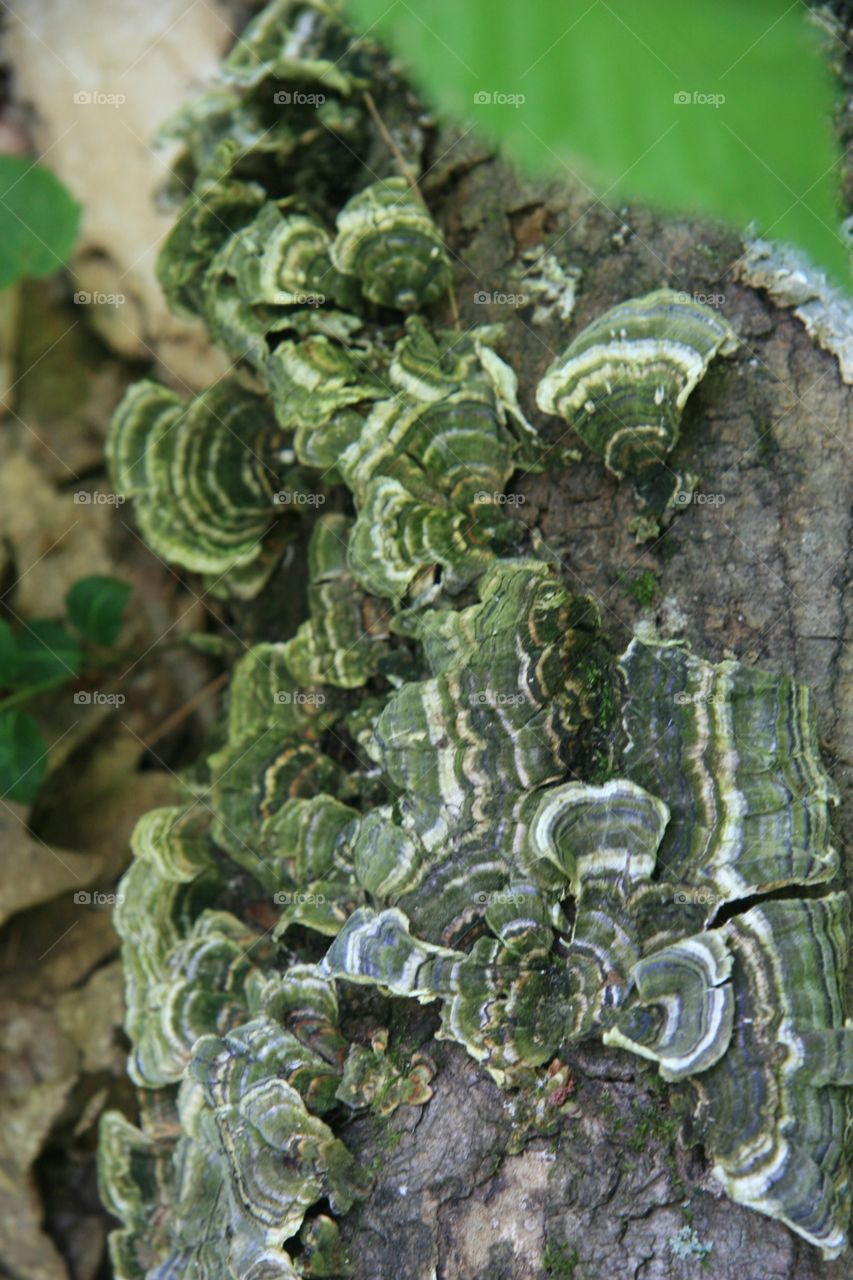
[
  {"x1": 12, "y1": 621, "x2": 83, "y2": 688},
  {"x1": 0, "y1": 156, "x2": 81, "y2": 290},
  {"x1": 347, "y1": 0, "x2": 850, "y2": 285},
  {"x1": 0, "y1": 711, "x2": 47, "y2": 802},
  {"x1": 0, "y1": 619, "x2": 82, "y2": 691},
  {"x1": 66, "y1": 576, "x2": 132, "y2": 646}
]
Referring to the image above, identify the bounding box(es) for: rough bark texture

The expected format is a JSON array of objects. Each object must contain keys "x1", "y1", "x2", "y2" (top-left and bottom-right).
[{"x1": 332, "y1": 144, "x2": 853, "y2": 1280}]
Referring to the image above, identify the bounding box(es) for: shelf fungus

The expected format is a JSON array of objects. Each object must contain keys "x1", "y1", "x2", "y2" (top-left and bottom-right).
[
  {"x1": 188, "y1": 1016, "x2": 371, "y2": 1238},
  {"x1": 201, "y1": 204, "x2": 364, "y2": 365},
  {"x1": 266, "y1": 336, "x2": 385, "y2": 475},
  {"x1": 323, "y1": 643, "x2": 852, "y2": 1254},
  {"x1": 536, "y1": 288, "x2": 738, "y2": 517},
  {"x1": 331, "y1": 177, "x2": 453, "y2": 311},
  {"x1": 99, "y1": 0, "x2": 853, "y2": 1271},
  {"x1": 107, "y1": 380, "x2": 293, "y2": 598},
  {"x1": 335, "y1": 1029, "x2": 436, "y2": 1114},
  {"x1": 604, "y1": 896, "x2": 853, "y2": 1256},
  {"x1": 347, "y1": 474, "x2": 520, "y2": 602},
  {"x1": 340, "y1": 318, "x2": 542, "y2": 507},
  {"x1": 219, "y1": 0, "x2": 370, "y2": 95},
  {"x1": 283, "y1": 515, "x2": 392, "y2": 688},
  {"x1": 99, "y1": 966, "x2": 373, "y2": 1278},
  {"x1": 618, "y1": 636, "x2": 841, "y2": 911}
]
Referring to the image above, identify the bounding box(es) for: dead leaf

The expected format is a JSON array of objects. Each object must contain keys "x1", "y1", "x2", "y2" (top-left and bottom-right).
[
  {"x1": 56, "y1": 961, "x2": 124, "y2": 1074},
  {"x1": 0, "y1": 803, "x2": 102, "y2": 930}
]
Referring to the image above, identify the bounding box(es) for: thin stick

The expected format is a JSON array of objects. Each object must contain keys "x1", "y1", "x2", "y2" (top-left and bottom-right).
[
  {"x1": 447, "y1": 281, "x2": 460, "y2": 327},
  {"x1": 139, "y1": 669, "x2": 230, "y2": 750},
  {"x1": 363, "y1": 91, "x2": 422, "y2": 198},
  {"x1": 363, "y1": 91, "x2": 461, "y2": 331}
]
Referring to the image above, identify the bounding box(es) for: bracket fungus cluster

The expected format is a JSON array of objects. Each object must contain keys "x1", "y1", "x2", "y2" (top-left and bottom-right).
[{"x1": 98, "y1": 0, "x2": 853, "y2": 1274}]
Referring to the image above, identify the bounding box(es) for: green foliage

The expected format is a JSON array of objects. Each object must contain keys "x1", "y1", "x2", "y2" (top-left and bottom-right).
[
  {"x1": 0, "y1": 577, "x2": 131, "y2": 805},
  {"x1": 66, "y1": 575, "x2": 133, "y2": 647},
  {"x1": 625, "y1": 1097, "x2": 679, "y2": 1153},
  {"x1": 0, "y1": 156, "x2": 81, "y2": 290},
  {"x1": 622, "y1": 569, "x2": 659, "y2": 608},
  {"x1": 543, "y1": 1240, "x2": 579, "y2": 1278},
  {"x1": 346, "y1": 0, "x2": 849, "y2": 284},
  {"x1": 0, "y1": 710, "x2": 47, "y2": 803},
  {"x1": 0, "y1": 618, "x2": 82, "y2": 691}
]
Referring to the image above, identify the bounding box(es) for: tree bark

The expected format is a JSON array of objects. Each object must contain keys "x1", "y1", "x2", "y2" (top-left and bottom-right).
[{"x1": 335, "y1": 144, "x2": 853, "y2": 1280}]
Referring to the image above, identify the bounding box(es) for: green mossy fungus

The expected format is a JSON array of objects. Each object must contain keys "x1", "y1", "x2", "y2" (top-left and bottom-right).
[{"x1": 98, "y1": 1, "x2": 852, "y2": 1274}]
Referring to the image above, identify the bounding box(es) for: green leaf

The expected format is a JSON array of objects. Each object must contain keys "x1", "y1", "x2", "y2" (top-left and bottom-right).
[
  {"x1": 12, "y1": 621, "x2": 83, "y2": 688},
  {"x1": 0, "y1": 619, "x2": 82, "y2": 692},
  {"x1": 0, "y1": 156, "x2": 81, "y2": 290},
  {"x1": 0, "y1": 711, "x2": 47, "y2": 803},
  {"x1": 66, "y1": 575, "x2": 132, "y2": 646},
  {"x1": 347, "y1": 0, "x2": 849, "y2": 285}
]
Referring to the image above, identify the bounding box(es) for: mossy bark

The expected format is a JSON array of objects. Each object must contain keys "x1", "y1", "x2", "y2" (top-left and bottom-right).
[{"x1": 332, "y1": 144, "x2": 853, "y2": 1280}]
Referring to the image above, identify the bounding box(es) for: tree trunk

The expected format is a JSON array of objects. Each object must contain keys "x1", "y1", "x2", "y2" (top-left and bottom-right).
[
  {"x1": 334, "y1": 144, "x2": 853, "y2": 1280},
  {"x1": 11, "y1": 7, "x2": 852, "y2": 1272}
]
